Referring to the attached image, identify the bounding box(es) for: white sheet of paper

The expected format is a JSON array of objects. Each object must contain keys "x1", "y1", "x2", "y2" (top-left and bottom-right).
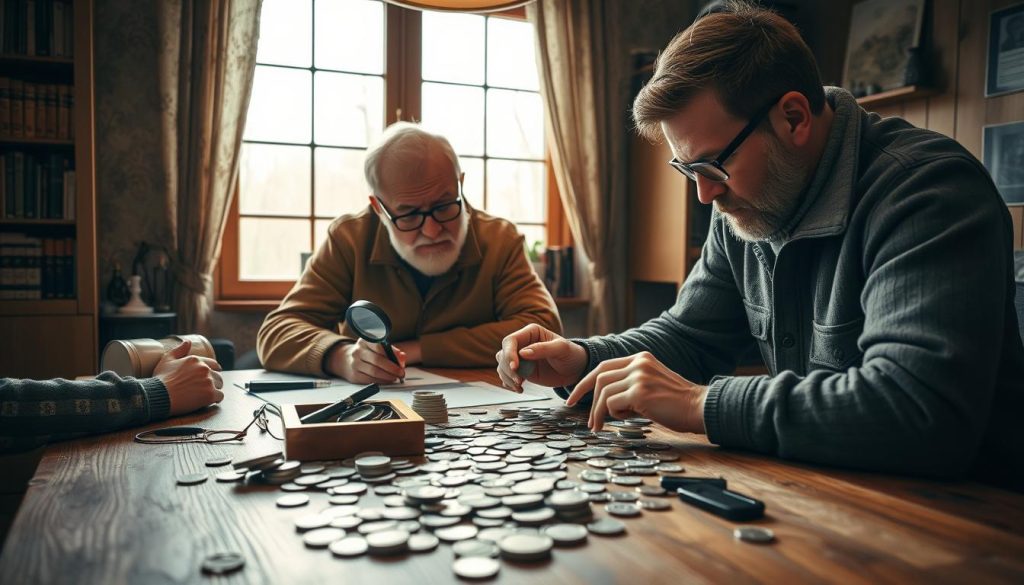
[{"x1": 233, "y1": 368, "x2": 556, "y2": 408}]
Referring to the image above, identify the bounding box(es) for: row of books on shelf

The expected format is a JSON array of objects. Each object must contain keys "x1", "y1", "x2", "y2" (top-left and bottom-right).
[
  {"x1": 0, "y1": 78, "x2": 74, "y2": 139},
  {"x1": 543, "y1": 246, "x2": 575, "y2": 298},
  {"x1": 1, "y1": 0, "x2": 74, "y2": 58},
  {"x1": 0, "y1": 232, "x2": 75, "y2": 299},
  {"x1": 1, "y1": 150, "x2": 75, "y2": 219}
]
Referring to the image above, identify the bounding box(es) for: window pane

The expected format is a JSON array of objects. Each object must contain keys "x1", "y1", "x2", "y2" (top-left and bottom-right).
[
  {"x1": 486, "y1": 89, "x2": 544, "y2": 159},
  {"x1": 422, "y1": 82, "x2": 484, "y2": 156},
  {"x1": 315, "y1": 0, "x2": 384, "y2": 74},
  {"x1": 245, "y1": 66, "x2": 311, "y2": 144},
  {"x1": 257, "y1": 0, "x2": 311, "y2": 67},
  {"x1": 485, "y1": 159, "x2": 545, "y2": 223},
  {"x1": 239, "y1": 218, "x2": 311, "y2": 280},
  {"x1": 314, "y1": 219, "x2": 334, "y2": 253},
  {"x1": 315, "y1": 147, "x2": 368, "y2": 217},
  {"x1": 314, "y1": 72, "x2": 384, "y2": 148},
  {"x1": 517, "y1": 224, "x2": 546, "y2": 252},
  {"x1": 487, "y1": 18, "x2": 538, "y2": 91},
  {"x1": 460, "y1": 156, "x2": 484, "y2": 210},
  {"x1": 240, "y1": 144, "x2": 311, "y2": 216},
  {"x1": 422, "y1": 11, "x2": 484, "y2": 85}
]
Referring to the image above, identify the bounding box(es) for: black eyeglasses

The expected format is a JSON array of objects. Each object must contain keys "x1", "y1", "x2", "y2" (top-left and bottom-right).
[
  {"x1": 668, "y1": 96, "x2": 781, "y2": 182},
  {"x1": 375, "y1": 190, "x2": 464, "y2": 232},
  {"x1": 134, "y1": 403, "x2": 283, "y2": 444}
]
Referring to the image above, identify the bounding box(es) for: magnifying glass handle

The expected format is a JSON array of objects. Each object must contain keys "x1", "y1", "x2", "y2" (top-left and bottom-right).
[{"x1": 381, "y1": 341, "x2": 404, "y2": 383}]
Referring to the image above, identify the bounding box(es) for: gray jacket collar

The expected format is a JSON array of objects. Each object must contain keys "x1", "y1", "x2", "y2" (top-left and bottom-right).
[{"x1": 785, "y1": 86, "x2": 862, "y2": 241}]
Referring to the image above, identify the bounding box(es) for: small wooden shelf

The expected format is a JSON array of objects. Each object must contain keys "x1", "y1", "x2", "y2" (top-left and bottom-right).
[
  {"x1": 0, "y1": 54, "x2": 74, "y2": 66},
  {"x1": 855, "y1": 85, "x2": 939, "y2": 109},
  {"x1": 0, "y1": 219, "x2": 76, "y2": 226},
  {"x1": 0, "y1": 136, "x2": 74, "y2": 147},
  {"x1": 0, "y1": 299, "x2": 77, "y2": 316}
]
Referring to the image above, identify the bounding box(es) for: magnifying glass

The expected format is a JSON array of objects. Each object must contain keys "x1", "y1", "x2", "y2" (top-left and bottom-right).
[{"x1": 345, "y1": 300, "x2": 404, "y2": 383}]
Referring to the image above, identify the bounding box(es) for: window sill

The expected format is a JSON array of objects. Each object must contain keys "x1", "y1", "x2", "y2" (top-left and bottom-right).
[{"x1": 214, "y1": 299, "x2": 280, "y2": 312}]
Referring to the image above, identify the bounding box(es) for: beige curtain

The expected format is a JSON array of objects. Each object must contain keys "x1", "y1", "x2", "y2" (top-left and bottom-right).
[
  {"x1": 528, "y1": 0, "x2": 628, "y2": 334},
  {"x1": 156, "y1": 0, "x2": 261, "y2": 332}
]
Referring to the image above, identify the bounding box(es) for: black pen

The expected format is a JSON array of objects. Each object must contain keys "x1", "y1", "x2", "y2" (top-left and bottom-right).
[
  {"x1": 300, "y1": 384, "x2": 380, "y2": 424},
  {"x1": 245, "y1": 379, "x2": 334, "y2": 392}
]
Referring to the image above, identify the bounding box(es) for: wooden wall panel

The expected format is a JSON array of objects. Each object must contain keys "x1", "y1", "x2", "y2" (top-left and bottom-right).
[
  {"x1": 629, "y1": 136, "x2": 688, "y2": 284},
  {"x1": 0, "y1": 316, "x2": 95, "y2": 379}
]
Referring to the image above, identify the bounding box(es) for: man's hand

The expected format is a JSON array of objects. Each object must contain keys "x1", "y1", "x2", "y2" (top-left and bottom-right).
[
  {"x1": 495, "y1": 324, "x2": 588, "y2": 392},
  {"x1": 153, "y1": 340, "x2": 225, "y2": 416},
  {"x1": 565, "y1": 351, "x2": 707, "y2": 433},
  {"x1": 327, "y1": 339, "x2": 407, "y2": 384}
]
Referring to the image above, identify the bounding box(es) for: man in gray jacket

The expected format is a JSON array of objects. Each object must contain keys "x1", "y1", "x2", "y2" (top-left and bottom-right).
[{"x1": 497, "y1": 2, "x2": 1024, "y2": 488}]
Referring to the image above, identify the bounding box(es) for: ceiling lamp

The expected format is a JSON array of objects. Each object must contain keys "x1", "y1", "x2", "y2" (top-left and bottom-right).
[{"x1": 384, "y1": 0, "x2": 533, "y2": 13}]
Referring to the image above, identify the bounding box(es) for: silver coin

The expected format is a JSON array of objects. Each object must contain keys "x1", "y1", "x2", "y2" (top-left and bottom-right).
[
  {"x1": 543, "y1": 523, "x2": 589, "y2": 546},
  {"x1": 300, "y1": 463, "x2": 326, "y2": 475},
  {"x1": 275, "y1": 493, "x2": 310, "y2": 508},
  {"x1": 586, "y1": 517, "x2": 626, "y2": 536},
  {"x1": 435, "y1": 524, "x2": 479, "y2": 542},
  {"x1": 498, "y1": 533, "x2": 553, "y2": 562},
  {"x1": 638, "y1": 499, "x2": 672, "y2": 511},
  {"x1": 329, "y1": 536, "x2": 368, "y2": 557},
  {"x1": 214, "y1": 470, "x2": 245, "y2": 483},
  {"x1": 453, "y1": 539, "x2": 499, "y2": 558},
  {"x1": 204, "y1": 457, "x2": 232, "y2": 468},
  {"x1": 366, "y1": 529, "x2": 411, "y2": 555},
  {"x1": 176, "y1": 473, "x2": 208, "y2": 486},
  {"x1": 329, "y1": 494, "x2": 360, "y2": 505},
  {"x1": 511, "y1": 507, "x2": 555, "y2": 525},
  {"x1": 655, "y1": 463, "x2": 683, "y2": 473},
  {"x1": 421, "y1": 514, "x2": 462, "y2": 529},
  {"x1": 407, "y1": 532, "x2": 439, "y2": 553},
  {"x1": 294, "y1": 474, "x2": 331, "y2": 487},
  {"x1": 637, "y1": 485, "x2": 667, "y2": 497},
  {"x1": 734, "y1": 526, "x2": 775, "y2": 543},
  {"x1": 330, "y1": 516, "x2": 363, "y2": 530},
  {"x1": 294, "y1": 514, "x2": 332, "y2": 532},
  {"x1": 510, "y1": 478, "x2": 556, "y2": 495},
  {"x1": 452, "y1": 556, "x2": 501, "y2": 579},
  {"x1": 321, "y1": 505, "x2": 360, "y2": 519},
  {"x1": 382, "y1": 506, "x2": 421, "y2": 521},
  {"x1": 546, "y1": 491, "x2": 590, "y2": 509},
  {"x1": 331, "y1": 482, "x2": 368, "y2": 495},
  {"x1": 303, "y1": 527, "x2": 345, "y2": 548},
  {"x1": 200, "y1": 552, "x2": 244, "y2": 575},
  {"x1": 610, "y1": 476, "x2": 643, "y2": 487},
  {"x1": 609, "y1": 491, "x2": 639, "y2": 502},
  {"x1": 605, "y1": 502, "x2": 641, "y2": 517},
  {"x1": 232, "y1": 452, "x2": 281, "y2": 471},
  {"x1": 405, "y1": 485, "x2": 446, "y2": 503},
  {"x1": 502, "y1": 494, "x2": 544, "y2": 510},
  {"x1": 476, "y1": 506, "x2": 513, "y2": 520}
]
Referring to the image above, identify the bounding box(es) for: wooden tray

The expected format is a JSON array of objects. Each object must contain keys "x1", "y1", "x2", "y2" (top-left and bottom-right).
[{"x1": 282, "y1": 399, "x2": 424, "y2": 461}]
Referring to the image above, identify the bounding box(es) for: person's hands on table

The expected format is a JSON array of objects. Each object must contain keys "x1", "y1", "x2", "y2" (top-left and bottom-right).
[
  {"x1": 495, "y1": 324, "x2": 588, "y2": 392},
  {"x1": 153, "y1": 340, "x2": 225, "y2": 416},
  {"x1": 327, "y1": 338, "x2": 408, "y2": 384},
  {"x1": 565, "y1": 351, "x2": 708, "y2": 434}
]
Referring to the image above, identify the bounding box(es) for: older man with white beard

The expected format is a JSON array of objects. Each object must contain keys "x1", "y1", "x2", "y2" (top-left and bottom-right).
[{"x1": 258, "y1": 122, "x2": 560, "y2": 383}]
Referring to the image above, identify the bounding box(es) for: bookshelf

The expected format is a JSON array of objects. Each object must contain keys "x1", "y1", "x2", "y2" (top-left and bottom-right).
[{"x1": 0, "y1": 0, "x2": 97, "y2": 378}]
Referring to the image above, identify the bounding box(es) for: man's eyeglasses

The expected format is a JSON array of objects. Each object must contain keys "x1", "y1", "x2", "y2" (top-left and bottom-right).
[
  {"x1": 668, "y1": 96, "x2": 782, "y2": 182},
  {"x1": 375, "y1": 191, "x2": 464, "y2": 232},
  {"x1": 134, "y1": 403, "x2": 283, "y2": 444}
]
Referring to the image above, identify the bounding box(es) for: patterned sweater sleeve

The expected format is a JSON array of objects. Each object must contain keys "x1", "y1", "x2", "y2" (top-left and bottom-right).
[{"x1": 0, "y1": 372, "x2": 171, "y2": 453}]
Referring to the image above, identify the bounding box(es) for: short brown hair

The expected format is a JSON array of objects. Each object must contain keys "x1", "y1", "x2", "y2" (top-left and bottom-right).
[{"x1": 632, "y1": 1, "x2": 825, "y2": 141}]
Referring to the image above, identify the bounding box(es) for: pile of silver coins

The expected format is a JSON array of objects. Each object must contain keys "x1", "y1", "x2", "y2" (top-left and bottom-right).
[
  {"x1": 411, "y1": 390, "x2": 449, "y2": 424},
  {"x1": 198, "y1": 406, "x2": 697, "y2": 579}
]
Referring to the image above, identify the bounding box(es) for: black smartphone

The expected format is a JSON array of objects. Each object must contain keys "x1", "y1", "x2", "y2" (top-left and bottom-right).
[
  {"x1": 675, "y1": 483, "x2": 765, "y2": 521},
  {"x1": 660, "y1": 476, "x2": 728, "y2": 491}
]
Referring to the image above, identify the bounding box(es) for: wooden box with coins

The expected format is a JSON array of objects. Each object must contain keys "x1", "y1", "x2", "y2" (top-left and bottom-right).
[{"x1": 282, "y1": 399, "x2": 424, "y2": 461}]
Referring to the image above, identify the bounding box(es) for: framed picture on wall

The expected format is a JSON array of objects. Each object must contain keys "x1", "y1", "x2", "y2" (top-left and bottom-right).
[
  {"x1": 842, "y1": 0, "x2": 926, "y2": 94},
  {"x1": 984, "y1": 121, "x2": 1024, "y2": 205},
  {"x1": 986, "y1": 3, "x2": 1024, "y2": 97}
]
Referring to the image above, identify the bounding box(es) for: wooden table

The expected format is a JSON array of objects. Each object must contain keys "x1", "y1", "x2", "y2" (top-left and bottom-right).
[{"x1": 1, "y1": 368, "x2": 1022, "y2": 584}]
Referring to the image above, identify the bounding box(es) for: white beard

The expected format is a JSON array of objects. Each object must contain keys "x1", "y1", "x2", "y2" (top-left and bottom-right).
[{"x1": 383, "y1": 208, "x2": 470, "y2": 276}]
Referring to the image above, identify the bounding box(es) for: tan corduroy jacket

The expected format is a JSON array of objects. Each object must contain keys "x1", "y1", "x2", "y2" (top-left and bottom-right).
[{"x1": 257, "y1": 206, "x2": 561, "y2": 375}]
